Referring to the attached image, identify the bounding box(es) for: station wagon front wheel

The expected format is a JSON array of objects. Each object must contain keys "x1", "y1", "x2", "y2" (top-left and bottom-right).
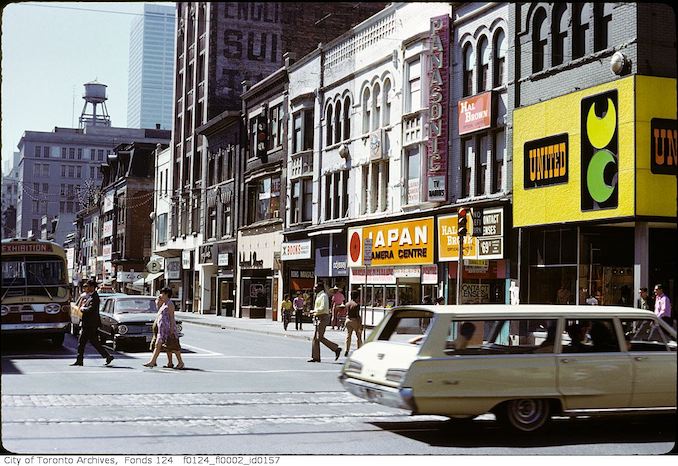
[{"x1": 498, "y1": 399, "x2": 551, "y2": 433}]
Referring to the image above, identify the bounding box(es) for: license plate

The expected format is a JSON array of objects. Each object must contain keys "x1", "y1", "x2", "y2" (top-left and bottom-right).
[{"x1": 21, "y1": 314, "x2": 34, "y2": 322}]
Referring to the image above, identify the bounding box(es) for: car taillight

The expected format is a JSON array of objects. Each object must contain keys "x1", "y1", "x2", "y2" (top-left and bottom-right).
[
  {"x1": 45, "y1": 304, "x2": 61, "y2": 314},
  {"x1": 385, "y1": 369, "x2": 407, "y2": 383},
  {"x1": 345, "y1": 359, "x2": 363, "y2": 374}
]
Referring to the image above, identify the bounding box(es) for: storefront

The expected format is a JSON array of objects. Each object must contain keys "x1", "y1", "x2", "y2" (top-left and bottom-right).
[
  {"x1": 281, "y1": 238, "x2": 314, "y2": 302},
  {"x1": 197, "y1": 243, "x2": 218, "y2": 314},
  {"x1": 181, "y1": 249, "x2": 196, "y2": 313},
  {"x1": 313, "y1": 233, "x2": 348, "y2": 291},
  {"x1": 215, "y1": 241, "x2": 236, "y2": 316},
  {"x1": 513, "y1": 76, "x2": 677, "y2": 306},
  {"x1": 437, "y1": 206, "x2": 508, "y2": 304},
  {"x1": 347, "y1": 217, "x2": 435, "y2": 325},
  {"x1": 238, "y1": 228, "x2": 282, "y2": 319}
]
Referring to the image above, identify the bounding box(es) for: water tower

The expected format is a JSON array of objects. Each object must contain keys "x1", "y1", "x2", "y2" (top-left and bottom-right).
[{"x1": 79, "y1": 80, "x2": 111, "y2": 128}]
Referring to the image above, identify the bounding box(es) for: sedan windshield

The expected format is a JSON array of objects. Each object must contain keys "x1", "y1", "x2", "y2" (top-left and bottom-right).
[{"x1": 115, "y1": 299, "x2": 157, "y2": 314}]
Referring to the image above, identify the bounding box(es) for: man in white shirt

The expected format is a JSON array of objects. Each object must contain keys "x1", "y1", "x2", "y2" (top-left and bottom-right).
[{"x1": 308, "y1": 281, "x2": 341, "y2": 362}]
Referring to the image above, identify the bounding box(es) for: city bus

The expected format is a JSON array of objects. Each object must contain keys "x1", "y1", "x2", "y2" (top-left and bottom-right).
[{"x1": 1, "y1": 238, "x2": 72, "y2": 346}]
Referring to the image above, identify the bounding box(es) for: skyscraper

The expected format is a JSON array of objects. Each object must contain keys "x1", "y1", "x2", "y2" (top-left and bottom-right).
[{"x1": 127, "y1": 3, "x2": 175, "y2": 130}]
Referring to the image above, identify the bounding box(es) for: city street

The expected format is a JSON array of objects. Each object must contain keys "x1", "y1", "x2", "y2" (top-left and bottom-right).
[{"x1": 1, "y1": 321, "x2": 675, "y2": 455}]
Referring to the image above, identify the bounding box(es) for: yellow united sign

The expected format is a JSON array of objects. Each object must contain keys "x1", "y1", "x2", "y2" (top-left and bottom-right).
[{"x1": 347, "y1": 218, "x2": 434, "y2": 267}]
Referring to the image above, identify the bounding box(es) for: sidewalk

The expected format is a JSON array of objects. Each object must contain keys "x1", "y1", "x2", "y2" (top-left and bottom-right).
[{"x1": 175, "y1": 311, "x2": 353, "y2": 342}]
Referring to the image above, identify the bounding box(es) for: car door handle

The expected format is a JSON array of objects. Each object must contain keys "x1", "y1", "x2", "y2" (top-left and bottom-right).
[
  {"x1": 442, "y1": 380, "x2": 459, "y2": 385},
  {"x1": 560, "y1": 359, "x2": 571, "y2": 364},
  {"x1": 634, "y1": 356, "x2": 648, "y2": 361}
]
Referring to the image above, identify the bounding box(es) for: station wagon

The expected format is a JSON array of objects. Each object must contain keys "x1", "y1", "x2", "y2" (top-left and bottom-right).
[{"x1": 339, "y1": 305, "x2": 676, "y2": 432}]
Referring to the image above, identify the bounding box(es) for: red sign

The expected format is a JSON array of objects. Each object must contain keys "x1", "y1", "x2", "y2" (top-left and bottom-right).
[
  {"x1": 426, "y1": 15, "x2": 450, "y2": 202},
  {"x1": 2, "y1": 243, "x2": 53, "y2": 254},
  {"x1": 458, "y1": 92, "x2": 493, "y2": 135}
]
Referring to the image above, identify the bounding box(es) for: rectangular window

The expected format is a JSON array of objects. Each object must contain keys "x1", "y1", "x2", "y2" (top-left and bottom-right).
[
  {"x1": 293, "y1": 112, "x2": 303, "y2": 154},
  {"x1": 268, "y1": 104, "x2": 283, "y2": 149},
  {"x1": 42, "y1": 183, "x2": 48, "y2": 194},
  {"x1": 221, "y1": 202, "x2": 232, "y2": 237},
  {"x1": 563, "y1": 319, "x2": 619, "y2": 353},
  {"x1": 302, "y1": 178, "x2": 313, "y2": 222},
  {"x1": 61, "y1": 165, "x2": 67, "y2": 177},
  {"x1": 61, "y1": 147, "x2": 67, "y2": 158},
  {"x1": 207, "y1": 206, "x2": 217, "y2": 239},
  {"x1": 444, "y1": 319, "x2": 558, "y2": 355},
  {"x1": 34, "y1": 146, "x2": 41, "y2": 158},
  {"x1": 477, "y1": 135, "x2": 488, "y2": 196},
  {"x1": 332, "y1": 172, "x2": 341, "y2": 219},
  {"x1": 68, "y1": 166, "x2": 75, "y2": 178},
  {"x1": 407, "y1": 59, "x2": 421, "y2": 112},
  {"x1": 291, "y1": 180, "x2": 301, "y2": 224},
  {"x1": 42, "y1": 164, "x2": 49, "y2": 177},
  {"x1": 90, "y1": 167, "x2": 96, "y2": 178},
  {"x1": 76, "y1": 166, "x2": 82, "y2": 178},
  {"x1": 304, "y1": 110, "x2": 314, "y2": 150},
  {"x1": 98, "y1": 150, "x2": 104, "y2": 161},
  {"x1": 324, "y1": 175, "x2": 332, "y2": 221},
  {"x1": 77, "y1": 148, "x2": 82, "y2": 160},
  {"x1": 43, "y1": 146, "x2": 50, "y2": 158},
  {"x1": 463, "y1": 138, "x2": 473, "y2": 198},
  {"x1": 90, "y1": 149, "x2": 96, "y2": 161},
  {"x1": 60, "y1": 184, "x2": 66, "y2": 196},
  {"x1": 156, "y1": 213, "x2": 168, "y2": 245},
  {"x1": 69, "y1": 148, "x2": 75, "y2": 159},
  {"x1": 620, "y1": 319, "x2": 676, "y2": 352},
  {"x1": 405, "y1": 146, "x2": 420, "y2": 205},
  {"x1": 492, "y1": 130, "x2": 505, "y2": 193}
]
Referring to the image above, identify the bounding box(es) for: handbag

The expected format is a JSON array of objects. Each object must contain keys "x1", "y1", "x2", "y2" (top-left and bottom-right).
[{"x1": 162, "y1": 333, "x2": 181, "y2": 351}]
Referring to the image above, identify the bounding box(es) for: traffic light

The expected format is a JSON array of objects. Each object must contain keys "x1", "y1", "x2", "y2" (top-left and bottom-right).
[
  {"x1": 256, "y1": 114, "x2": 268, "y2": 158},
  {"x1": 458, "y1": 207, "x2": 468, "y2": 237}
]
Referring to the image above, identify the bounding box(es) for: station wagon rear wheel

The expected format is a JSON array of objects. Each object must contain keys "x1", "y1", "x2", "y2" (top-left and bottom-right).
[{"x1": 499, "y1": 399, "x2": 550, "y2": 433}]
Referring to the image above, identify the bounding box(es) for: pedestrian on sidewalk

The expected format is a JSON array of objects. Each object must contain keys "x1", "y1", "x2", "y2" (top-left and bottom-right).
[
  {"x1": 330, "y1": 286, "x2": 345, "y2": 330},
  {"x1": 70, "y1": 279, "x2": 114, "y2": 367},
  {"x1": 654, "y1": 284, "x2": 674, "y2": 328},
  {"x1": 144, "y1": 288, "x2": 184, "y2": 369},
  {"x1": 293, "y1": 291, "x2": 305, "y2": 330},
  {"x1": 308, "y1": 281, "x2": 341, "y2": 363},
  {"x1": 281, "y1": 294, "x2": 293, "y2": 331},
  {"x1": 344, "y1": 289, "x2": 362, "y2": 356}
]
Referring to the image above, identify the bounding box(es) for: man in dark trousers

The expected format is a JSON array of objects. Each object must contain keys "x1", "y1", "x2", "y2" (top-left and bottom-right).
[{"x1": 70, "y1": 279, "x2": 114, "y2": 366}]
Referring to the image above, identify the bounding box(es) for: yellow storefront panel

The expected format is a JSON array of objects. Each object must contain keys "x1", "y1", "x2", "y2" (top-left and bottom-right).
[
  {"x1": 514, "y1": 77, "x2": 636, "y2": 227},
  {"x1": 347, "y1": 217, "x2": 435, "y2": 267},
  {"x1": 635, "y1": 76, "x2": 677, "y2": 217}
]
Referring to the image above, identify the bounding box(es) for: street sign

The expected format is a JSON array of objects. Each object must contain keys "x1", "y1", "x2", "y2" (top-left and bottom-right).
[
  {"x1": 363, "y1": 238, "x2": 373, "y2": 266},
  {"x1": 471, "y1": 208, "x2": 483, "y2": 237}
]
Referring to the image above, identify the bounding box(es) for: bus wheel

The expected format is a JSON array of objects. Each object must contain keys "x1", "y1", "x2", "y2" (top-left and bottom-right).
[{"x1": 51, "y1": 333, "x2": 65, "y2": 347}]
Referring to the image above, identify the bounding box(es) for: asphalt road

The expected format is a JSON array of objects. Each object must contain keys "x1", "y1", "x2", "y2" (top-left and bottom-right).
[{"x1": 1, "y1": 323, "x2": 676, "y2": 456}]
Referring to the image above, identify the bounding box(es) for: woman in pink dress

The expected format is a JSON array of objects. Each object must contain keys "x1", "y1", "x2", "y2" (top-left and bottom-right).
[{"x1": 144, "y1": 288, "x2": 184, "y2": 369}]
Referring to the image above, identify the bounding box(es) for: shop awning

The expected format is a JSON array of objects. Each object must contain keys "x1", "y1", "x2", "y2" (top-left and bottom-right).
[{"x1": 131, "y1": 271, "x2": 164, "y2": 288}]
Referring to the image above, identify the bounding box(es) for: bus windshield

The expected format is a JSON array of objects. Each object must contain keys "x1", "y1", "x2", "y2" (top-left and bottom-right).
[{"x1": 2, "y1": 256, "x2": 67, "y2": 287}]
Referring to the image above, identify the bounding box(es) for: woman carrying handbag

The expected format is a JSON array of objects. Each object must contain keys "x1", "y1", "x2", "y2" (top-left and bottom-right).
[{"x1": 144, "y1": 287, "x2": 185, "y2": 369}]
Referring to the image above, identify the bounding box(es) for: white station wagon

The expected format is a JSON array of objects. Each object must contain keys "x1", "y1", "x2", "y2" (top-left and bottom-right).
[{"x1": 339, "y1": 305, "x2": 676, "y2": 432}]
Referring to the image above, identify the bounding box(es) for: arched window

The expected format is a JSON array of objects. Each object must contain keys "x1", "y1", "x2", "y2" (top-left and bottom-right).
[
  {"x1": 594, "y1": 3, "x2": 613, "y2": 52},
  {"x1": 532, "y1": 8, "x2": 548, "y2": 72},
  {"x1": 343, "y1": 95, "x2": 351, "y2": 141},
  {"x1": 463, "y1": 44, "x2": 474, "y2": 96},
  {"x1": 334, "y1": 99, "x2": 342, "y2": 143},
  {"x1": 362, "y1": 88, "x2": 371, "y2": 134},
  {"x1": 326, "y1": 103, "x2": 333, "y2": 146},
  {"x1": 552, "y1": 3, "x2": 568, "y2": 66},
  {"x1": 573, "y1": 3, "x2": 591, "y2": 59},
  {"x1": 493, "y1": 29, "x2": 506, "y2": 87},
  {"x1": 372, "y1": 82, "x2": 381, "y2": 131},
  {"x1": 382, "y1": 79, "x2": 391, "y2": 126},
  {"x1": 478, "y1": 36, "x2": 490, "y2": 92}
]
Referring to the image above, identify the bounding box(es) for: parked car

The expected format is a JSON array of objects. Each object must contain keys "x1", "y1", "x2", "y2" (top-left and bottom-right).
[
  {"x1": 98, "y1": 295, "x2": 183, "y2": 351},
  {"x1": 69, "y1": 291, "x2": 124, "y2": 336},
  {"x1": 339, "y1": 305, "x2": 676, "y2": 433}
]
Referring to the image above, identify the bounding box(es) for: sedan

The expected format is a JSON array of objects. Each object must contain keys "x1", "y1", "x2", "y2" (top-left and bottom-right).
[{"x1": 98, "y1": 295, "x2": 183, "y2": 351}]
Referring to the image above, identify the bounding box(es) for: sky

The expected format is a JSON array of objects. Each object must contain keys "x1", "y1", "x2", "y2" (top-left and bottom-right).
[{"x1": 1, "y1": 2, "x2": 163, "y2": 170}]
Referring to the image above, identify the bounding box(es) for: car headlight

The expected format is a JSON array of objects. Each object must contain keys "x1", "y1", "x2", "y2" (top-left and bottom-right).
[
  {"x1": 385, "y1": 369, "x2": 407, "y2": 384},
  {"x1": 1, "y1": 305, "x2": 8, "y2": 316},
  {"x1": 118, "y1": 324, "x2": 128, "y2": 335},
  {"x1": 345, "y1": 359, "x2": 363, "y2": 374},
  {"x1": 176, "y1": 322, "x2": 182, "y2": 333},
  {"x1": 45, "y1": 304, "x2": 61, "y2": 314}
]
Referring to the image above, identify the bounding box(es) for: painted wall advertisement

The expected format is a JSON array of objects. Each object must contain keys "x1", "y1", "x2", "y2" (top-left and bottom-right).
[{"x1": 426, "y1": 15, "x2": 449, "y2": 202}]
